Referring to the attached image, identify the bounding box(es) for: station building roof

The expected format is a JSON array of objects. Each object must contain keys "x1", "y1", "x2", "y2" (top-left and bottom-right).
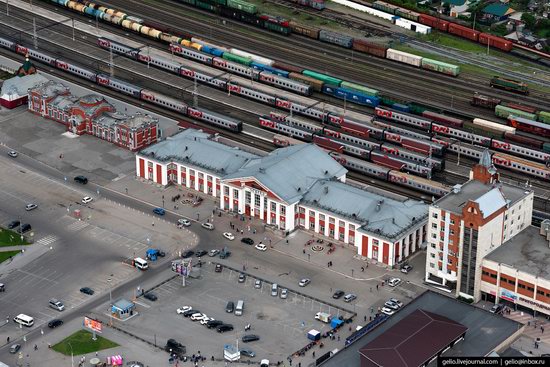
[
  {"x1": 1, "y1": 73, "x2": 49, "y2": 100},
  {"x1": 139, "y1": 129, "x2": 258, "y2": 175},
  {"x1": 223, "y1": 144, "x2": 347, "y2": 203},
  {"x1": 484, "y1": 225, "x2": 550, "y2": 279},
  {"x1": 302, "y1": 180, "x2": 427, "y2": 240}
]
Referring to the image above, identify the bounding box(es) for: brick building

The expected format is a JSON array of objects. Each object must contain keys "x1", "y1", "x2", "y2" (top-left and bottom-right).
[
  {"x1": 137, "y1": 129, "x2": 428, "y2": 266},
  {"x1": 425, "y1": 150, "x2": 534, "y2": 300},
  {"x1": 27, "y1": 80, "x2": 158, "y2": 151}
]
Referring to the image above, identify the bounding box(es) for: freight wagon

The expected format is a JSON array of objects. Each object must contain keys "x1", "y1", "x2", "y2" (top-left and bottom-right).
[
  {"x1": 490, "y1": 76, "x2": 529, "y2": 95},
  {"x1": 340, "y1": 81, "x2": 379, "y2": 97},
  {"x1": 479, "y1": 33, "x2": 513, "y2": 52},
  {"x1": 470, "y1": 93, "x2": 501, "y2": 109},
  {"x1": 386, "y1": 49, "x2": 422, "y2": 67},
  {"x1": 289, "y1": 21, "x2": 320, "y2": 39},
  {"x1": 539, "y1": 111, "x2": 550, "y2": 124},
  {"x1": 318, "y1": 30, "x2": 353, "y2": 48},
  {"x1": 417, "y1": 14, "x2": 448, "y2": 32},
  {"x1": 351, "y1": 39, "x2": 388, "y2": 58},
  {"x1": 500, "y1": 102, "x2": 538, "y2": 115},
  {"x1": 420, "y1": 58, "x2": 459, "y2": 76},
  {"x1": 473, "y1": 118, "x2": 516, "y2": 133},
  {"x1": 495, "y1": 105, "x2": 537, "y2": 120},
  {"x1": 447, "y1": 23, "x2": 480, "y2": 42},
  {"x1": 302, "y1": 70, "x2": 343, "y2": 86},
  {"x1": 508, "y1": 116, "x2": 550, "y2": 138}
]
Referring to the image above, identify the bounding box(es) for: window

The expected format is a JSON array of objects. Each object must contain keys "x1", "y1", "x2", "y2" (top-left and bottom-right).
[
  {"x1": 450, "y1": 219, "x2": 455, "y2": 225},
  {"x1": 271, "y1": 202, "x2": 277, "y2": 211},
  {"x1": 319, "y1": 225, "x2": 325, "y2": 233},
  {"x1": 430, "y1": 263, "x2": 435, "y2": 269},
  {"x1": 309, "y1": 221, "x2": 315, "y2": 230},
  {"x1": 224, "y1": 186, "x2": 229, "y2": 195},
  {"x1": 432, "y1": 213, "x2": 438, "y2": 219},
  {"x1": 431, "y1": 253, "x2": 435, "y2": 258},
  {"x1": 299, "y1": 207, "x2": 305, "y2": 214},
  {"x1": 349, "y1": 224, "x2": 355, "y2": 232},
  {"x1": 431, "y1": 243, "x2": 436, "y2": 249},
  {"x1": 432, "y1": 233, "x2": 437, "y2": 239},
  {"x1": 329, "y1": 217, "x2": 335, "y2": 224},
  {"x1": 254, "y1": 195, "x2": 261, "y2": 207},
  {"x1": 518, "y1": 283, "x2": 526, "y2": 289},
  {"x1": 319, "y1": 214, "x2": 325, "y2": 222},
  {"x1": 280, "y1": 206, "x2": 286, "y2": 215},
  {"x1": 450, "y1": 230, "x2": 455, "y2": 235},
  {"x1": 245, "y1": 191, "x2": 251, "y2": 205},
  {"x1": 432, "y1": 223, "x2": 437, "y2": 229},
  {"x1": 233, "y1": 189, "x2": 239, "y2": 199},
  {"x1": 373, "y1": 239, "x2": 379, "y2": 246}
]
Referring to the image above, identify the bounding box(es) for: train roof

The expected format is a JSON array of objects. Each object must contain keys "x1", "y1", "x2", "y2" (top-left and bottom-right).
[
  {"x1": 510, "y1": 116, "x2": 550, "y2": 130},
  {"x1": 390, "y1": 171, "x2": 450, "y2": 190}
]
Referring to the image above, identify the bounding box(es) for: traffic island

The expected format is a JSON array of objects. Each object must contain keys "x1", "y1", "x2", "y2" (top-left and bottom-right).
[
  {"x1": 52, "y1": 330, "x2": 119, "y2": 356},
  {"x1": 0, "y1": 229, "x2": 29, "y2": 247},
  {"x1": 0, "y1": 250, "x2": 21, "y2": 264}
]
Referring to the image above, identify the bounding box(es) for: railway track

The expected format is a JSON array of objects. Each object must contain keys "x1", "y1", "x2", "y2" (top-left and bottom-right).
[{"x1": 33, "y1": 0, "x2": 550, "y2": 118}]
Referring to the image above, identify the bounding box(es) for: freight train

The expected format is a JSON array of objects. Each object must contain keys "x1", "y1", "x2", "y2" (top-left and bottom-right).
[{"x1": 1, "y1": 38, "x2": 243, "y2": 132}]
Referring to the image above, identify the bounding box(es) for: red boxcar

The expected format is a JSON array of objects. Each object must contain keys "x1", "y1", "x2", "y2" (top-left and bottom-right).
[
  {"x1": 272, "y1": 61, "x2": 304, "y2": 74},
  {"x1": 471, "y1": 93, "x2": 501, "y2": 109},
  {"x1": 479, "y1": 33, "x2": 513, "y2": 52},
  {"x1": 418, "y1": 14, "x2": 449, "y2": 32},
  {"x1": 501, "y1": 102, "x2": 538, "y2": 114},
  {"x1": 351, "y1": 39, "x2": 388, "y2": 58},
  {"x1": 448, "y1": 23, "x2": 480, "y2": 42},
  {"x1": 370, "y1": 151, "x2": 405, "y2": 171},
  {"x1": 340, "y1": 120, "x2": 372, "y2": 137},
  {"x1": 422, "y1": 111, "x2": 464, "y2": 127},
  {"x1": 313, "y1": 136, "x2": 344, "y2": 153},
  {"x1": 503, "y1": 131, "x2": 543, "y2": 149}
]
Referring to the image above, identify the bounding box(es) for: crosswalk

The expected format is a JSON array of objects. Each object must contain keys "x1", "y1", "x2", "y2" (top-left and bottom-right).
[
  {"x1": 66, "y1": 220, "x2": 90, "y2": 232},
  {"x1": 35, "y1": 234, "x2": 59, "y2": 247}
]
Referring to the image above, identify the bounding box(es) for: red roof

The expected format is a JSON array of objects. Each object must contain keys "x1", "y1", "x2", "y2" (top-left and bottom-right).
[{"x1": 359, "y1": 309, "x2": 468, "y2": 367}]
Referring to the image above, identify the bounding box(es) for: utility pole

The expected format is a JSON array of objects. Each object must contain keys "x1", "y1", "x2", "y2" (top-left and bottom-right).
[
  {"x1": 33, "y1": 17, "x2": 37, "y2": 49},
  {"x1": 427, "y1": 145, "x2": 432, "y2": 180},
  {"x1": 109, "y1": 47, "x2": 114, "y2": 77},
  {"x1": 72, "y1": 18, "x2": 75, "y2": 41},
  {"x1": 487, "y1": 39, "x2": 490, "y2": 55},
  {"x1": 147, "y1": 45, "x2": 150, "y2": 69},
  {"x1": 193, "y1": 76, "x2": 198, "y2": 108},
  {"x1": 6, "y1": 0, "x2": 9, "y2": 16}
]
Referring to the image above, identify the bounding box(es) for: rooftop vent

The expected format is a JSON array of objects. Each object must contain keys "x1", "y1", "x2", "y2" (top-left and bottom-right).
[
  {"x1": 324, "y1": 186, "x2": 329, "y2": 194},
  {"x1": 541, "y1": 219, "x2": 550, "y2": 247},
  {"x1": 185, "y1": 146, "x2": 188, "y2": 151},
  {"x1": 376, "y1": 200, "x2": 384, "y2": 212},
  {"x1": 325, "y1": 170, "x2": 329, "y2": 175},
  {"x1": 452, "y1": 184, "x2": 462, "y2": 194},
  {"x1": 259, "y1": 167, "x2": 266, "y2": 173},
  {"x1": 297, "y1": 187, "x2": 301, "y2": 192}
]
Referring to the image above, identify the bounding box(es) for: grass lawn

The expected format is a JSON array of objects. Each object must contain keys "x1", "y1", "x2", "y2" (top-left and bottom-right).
[
  {"x1": 0, "y1": 229, "x2": 29, "y2": 247},
  {"x1": 52, "y1": 330, "x2": 119, "y2": 356},
  {"x1": 0, "y1": 250, "x2": 21, "y2": 264}
]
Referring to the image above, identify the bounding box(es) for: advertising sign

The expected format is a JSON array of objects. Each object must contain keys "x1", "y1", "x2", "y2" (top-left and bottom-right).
[{"x1": 84, "y1": 317, "x2": 102, "y2": 333}]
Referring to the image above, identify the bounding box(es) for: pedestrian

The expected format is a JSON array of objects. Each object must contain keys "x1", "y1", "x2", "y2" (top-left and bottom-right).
[
  {"x1": 364, "y1": 315, "x2": 367, "y2": 322},
  {"x1": 542, "y1": 326, "x2": 545, "y2": 333},
  {"x1": 253, "y1": 229, "x2": 256, "y2": 234},
  {"x1": 241, "y1": 229, "x2": 244, "y2": 235},
  {"x1": 376, "y1": 284, "x2": 379, "y2": 290},
  {"x1": 152, "y1": 222, "x2": 155, "y2": 227},
  {"x1": 303, "y1": 249, "x2": 306, "y2": 254},
  {"x1": 361, "y1": 266, "x2": 364, "y2": 272},
  {"x1": 528, "y1": 321, "x2": 531, "y2": 326},
  {"x1": 369, "y1": 316, "x2": 372, "y2": 321},
  {"x1": 269, "y1": 239, "x2": 272, "y2": 245},
  {"x1": 338, "y1": 335, "x2": 340, "y2": 341},
  {"x1": 6, "y1": 336, "x2": 9, "y2": 343},
  {"x1": 370, "y1": 287, "x2": 372, "y2": 292},
  {"x1": 312, "y1": 351, "x2": 315, "y2": 358}
]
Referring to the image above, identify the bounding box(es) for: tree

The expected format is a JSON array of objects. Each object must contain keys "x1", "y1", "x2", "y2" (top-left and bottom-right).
[{"x1": 521, "y1": 12, "x2": 536, "y2": 30}]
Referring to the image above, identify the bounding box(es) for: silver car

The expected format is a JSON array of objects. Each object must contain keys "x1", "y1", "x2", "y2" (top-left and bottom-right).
[
  {"x1": 25, "y1": 203, "x2": 38, "y2": 211},
  {"x1": 344, "y1": 293, "x2": 357, "y2": 303},
  {"x1": 280, "y1": 288, "x2": 288, "y2": 299}
]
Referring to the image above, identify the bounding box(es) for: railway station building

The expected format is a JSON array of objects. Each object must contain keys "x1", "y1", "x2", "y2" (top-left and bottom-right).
[
  {"x1": 27, "y1": 80, "x2": 159, "y2": 151},
  {"x1": 425, "y1": 151, "x2": 535, "y2": 302},
  {"x1": 136, "y1": 129, "x2": 429, "y2": 266}
]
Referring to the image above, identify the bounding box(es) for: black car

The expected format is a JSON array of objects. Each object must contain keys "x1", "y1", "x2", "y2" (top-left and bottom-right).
[
  {"x1": 195, "y1": 250, "x2": 207, "y2": 257},
  {"x1": 144, "y1": 292, "x2": 158, "y2": 301},
  {"x1": 242, "y1": 334, "x2": 260, "y2": 343},
  {"x1": 206, "y1": 320, "x2": 224, "y2": 329},
  {"x1": 225, "y1": 301, "x2": 234, "y2": 313},
  {"x1": 241, "y1": 238, "x2": 254, "y2": 245},
  {"x1": 7, "y1": 220, "x2": 20, "y2": 229},
  {"x1": 165, "y1": 338, "x2": 186, "y2": 356},
  {"x1": 48, "y1": 319, "x2": 63, "y2": 328},
  {"x1": 332, "y1": 290, "x2": 345, "y2": 299},
  {"x1": 74, "y1": 175, "x2": 88, "y2": 184},
  {"x1": 20, "y1": 224, "x2": 32, "y2": 233},
  {"x1": 217, "y1": 324, "x2": 234, "y2": 333},
  {"x1": 80, "y1": 287, "x2": 94, "y2": 295},
  {"x1": 182, "y1": 250, "x2": 195, "y2": 258},
  {"x1": 240, "y1": 348, "x2": 256, "y2": 358},
  {"x1": 183, "y1": 309, "x2": 199, "y2": 317}
]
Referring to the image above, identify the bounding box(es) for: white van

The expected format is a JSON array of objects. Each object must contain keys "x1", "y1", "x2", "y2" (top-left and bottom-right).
[
  {"x1": 134, "y1": 257, "x2": 149, "y2": 270},
  {"x1": 271, "y1": 283, "x2": 278, "y2": 297},
  {"x1": 49, "y1": 298, "x2": 65, "y2": 311},
  {"x1": 235, "y1": 300, "x2": 244, "y2": 316},
  {"x1": 14, "y1": 314, "x2": 34, "y2": 327}
]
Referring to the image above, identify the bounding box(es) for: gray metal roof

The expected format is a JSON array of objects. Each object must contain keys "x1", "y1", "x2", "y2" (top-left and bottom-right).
[
  {"x1": 474, "y1": 188, "x2": 508, "y2": 219},
  {"x1": 434, "y1": 180, "x2": 530, "y2": 215},
  {"x1": 94, "y1": 112, "x2": 157, "y2": 130},
  {"x1": 112, "y1": 298, "x2": 135, "y2": 311},
  {"x1": 223, "y1": 144, "x2": 347, "y2": 203},
  {"x1": 321, "y1": 290, "x2": 522, "y2": 367},
  {"x1": 1, "y1": 74, "x2": 50, "y2": 99},
  {"x1": 484, "y1": 225, "x2": 550, "y2": 279},
  {"x1": 302, "y1": 180, "x2": 428, "y2": 240},
  {"x1": 140, "y1": 129, "x2": 258, "y2": 175},
  {"x1": 28, "y1": 79, "x2": 69, "y2": 98}
]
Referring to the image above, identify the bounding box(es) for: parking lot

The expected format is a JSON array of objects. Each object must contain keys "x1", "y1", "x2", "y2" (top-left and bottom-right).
[{"x1": 118, "y1": 260, "x2": 355, "y2": 364}]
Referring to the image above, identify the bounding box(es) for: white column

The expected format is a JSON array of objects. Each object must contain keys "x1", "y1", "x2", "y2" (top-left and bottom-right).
[
  {"x1": 314, "y1": 212, "x2": 319, "y2": 233},
  {"x1": 260, "y1": 195, "x2": 265, "y2": 220},
  {"x1": 185, "y1": 167, "x2": 190, "y2": 188},
  {"x1": 275, "y1": 202, "x2": 280, "y2": 227},
  {"x1": 219, "y1": 183, "x2": 224, "y2": 207},
  {"x1": 238, "y1": 189, "x2": 245, "y2": 214},
  {"x1": 343, "y1": 221, "x2": 349, "y2": 244},
  {"x1": 176, "y1": 164, "x2": 181, "y2": 185}
]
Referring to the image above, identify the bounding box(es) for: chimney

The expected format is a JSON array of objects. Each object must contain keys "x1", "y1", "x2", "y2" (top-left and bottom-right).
[
  {"x1": 452, "y1": 184, "x2": 462, "y2": 194},
  {"x1": 376, "y1": 200, "x2": 384, "y2": 212},
  {"x1": 324, "y1": 186, "x2": 329, "y2": 194}
]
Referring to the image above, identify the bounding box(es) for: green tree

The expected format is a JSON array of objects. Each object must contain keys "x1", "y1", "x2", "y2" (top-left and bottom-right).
[{"x1": 521, "y1": 12, "x2": 536, "y2": 29}]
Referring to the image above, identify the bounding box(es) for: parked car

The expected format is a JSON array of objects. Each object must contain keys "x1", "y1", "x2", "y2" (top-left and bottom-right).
[
  {"x1": 8, "y1": 150, "x2": 18, "y2": 158},
  {"x1": 238, "y1": 274, "x2": 246, "y2": 283},
  {"x1": 241, "y1": 238, "x2": 254, "y2": 245},
  {"x1": 201, "y1": 222, "x2": 214, "y2": 230},
  {"x1": 144, "y1": 292, "x2": 158, "y2": 301},
  {"x1": 388, "y1": 278, "x2": 402, "y2": 287},
  {"x1": 208, "y1": 249, "x2": 220, "y2": 257},
  {"x1": 261, "y1": 359, "x2": 269, "y2": 367},
  {"x1": 195, "y1": 250, "x2": 207, "y2": 257},
  {"x1": 25, "y1": 203, "x2": 38, "y2": 211},
  {"x1": 176, "y1": 306, "x2": 192, "y2": 314},
  {"x1": 181, "y1": 250, "x2": 195, "y2": 258},
  {"x1": 217, "y1": 324, "x2": 234, "y2": 333},
  {"x1": 280, "y1": 288, "x2": 288, "y2": 299},
  {"x1": 299, "y1": 278, "x2": 311, "y2": 287},
  {"x1": 240, "y1": 348, "x2": 256, "y2": 358},
  {"x1": 381, "y1": 307, "x2": 395, "y2": 316},
  {"x1": 183, "y1": 309, "x2": 198, "y2": 317},
  {"x1": 254, "y1": 279, "x2": 262, "y2": 289},
  {"x1": 242, "y1": 334, "x2": 260, "y2": 343},
  {"x1": 74, "y1": 175, "x2": 88, "y2": 184},
  {"x1": 9, "y1": 343, "x2": 21, "y2": 354},
  {"x1": 255, "y1": 243, "x2": 267, "y2": 251},
  {"x1": 384, "y1": 301, "x2": 400, "y2": 310},
  {"x1": 165, "y1": 338, "x2": 186, "y2": 356},
  {"x1": 48, "y1": 319, "x2": 63, "y2": 328},
  {"x1": 207, "y1": 320, "x2": 224, "y2": 329},
  {"x1": 226, "y1": 301, "x2": 234, "y2": 313},
  {"x1": 332, "y1": 290, "x2": 345, "y2": 299},
  {"x1": 191, "y1": 313, "x2": 208, "y2": 321},
  {"x1": 223, "y1": 232, "x2": 235, "y2": 241},
  {"x1": 152, "y1": 207, "x2": 165, "y2": 216},
  {"x1": 20, "y1": 224, "x2": 31, "y2": 233},
  {"x1": 200, "y1": 317, "x2": 214, "y2": 325},
  {"x1": 7, "y1": 220, "x2": 20, "y2": 229},
  {"x1": 400, "y1": 264, "x2": 413, "y2": 274},
  {"x1": 215, "y1": 264, "x2": 223, "y2": 273},
  {"x1": 81, "y1": 196, "x2": 93, "y2": 204},
  {"x1": 343, "y1": 294, "x2": 357, "y2": 303},
  {"x1": 389, "y1": 298, "x2": 403, "y2": 308},
  {"x1": 177, "y1": 218, "x2": 191, "y2": 227},
  {"x1": 80, "y1": 287, "x2": 94, "y2": 295},
  {"x1": 490, "y1": 304, "x2": 504, "y2": 314}
]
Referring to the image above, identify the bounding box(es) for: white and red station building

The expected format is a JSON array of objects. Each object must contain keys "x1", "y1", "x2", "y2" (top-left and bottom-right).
[{"x1": 136, "y1": 129, "x2": 428, "y2": 266}]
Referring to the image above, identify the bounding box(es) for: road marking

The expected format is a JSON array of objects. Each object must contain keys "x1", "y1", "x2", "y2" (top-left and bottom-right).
[
  {"x1": 67, "y1": 220, "x2": 89, "y2": 232},
  {"x1": 35, "y1": 234, "x2": 59, "y2": 247},
  {"x1": 133, "y1": 300, "x2": 150, "y2": 308}
]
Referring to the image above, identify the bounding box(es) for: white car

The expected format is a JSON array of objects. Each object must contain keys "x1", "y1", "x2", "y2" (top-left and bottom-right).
[
  {"x1": 384, "y1": 301, "x2": 400, "y2": 310},
  {"x1": 389, "y1": 298, "x2": 403, "y2": 308},
  {"x1": 201, "y1": 222, "x2": 214, "y2": 230},
  {"x1": 177, "y1": 218, "x2": 191, "y2": 227},
  {"x1": 223, "y1": 232, "x2": 235, "y2": 241},
  {"x1": 190, "y1": 313, "x2": 207, "y2": 321},
  {"x1": 25, "y1": 203, "x2": 38, "y2": 211},
  {"x1": 255, "y1": 243, "x2": 267, "y2": 251},
  {"x1": 299, "y1": 278, "x2": 311, "y2": 287},
  {"x1": 280, "y1": 288, "x2": 288, "y2": 299},
  {"x1": 200, "y1": 317, "x2": 214, "y2": 325},
  {"x1": 176, "y1": 306, "x2": 192, "y2": 314},
  {"x1": 8, "y1": 150, "x2": 18, "y2": 158},
  {"x1": 381, "y1": 307, "x2": 395, "y2": 316},
  {"x1": 388, "y1": 277, "x2": 402, "y2": 287},
  {"x1": 81, "y1": 196, "x2": 93, "y2": 204},
  {"x1": 208, "y1": 249, "x2": 220, "y2": 257}
]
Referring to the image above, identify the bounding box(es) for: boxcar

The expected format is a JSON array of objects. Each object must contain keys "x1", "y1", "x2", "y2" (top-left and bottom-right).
[
  {"x1": 340, "y1": 81, "x2": 379, "y2": 97},
  {"x1": 471, "y1": 93, "x2": 501, "y2": 109},
  {"x1": 418, "y1": 14, "x2": 448, "y2": 32},
  {"x1": 501, "y1": 102, "x2": 538, "y2": 115},
  {"x1": 479, "y1": 33, "x2": 513, "y2": 52},
  {"x1": 538, "y1": 111, "x2": 550, "y2": 124},
  {"x1": 318, "y1": 30, "x2": 353, "y2": 48},
  {"x1": 227, "y1": 0, "x2": 257, "y2": 13},
  {"x1": 495, "y1": 105, "x2": 537, "y2": 120},
  {"x1": 302, "y1": 70, "x2": 343, "y2": 86},
  {"x1": 288, "y1": 72, "x2": 324, "y2": 92},
  {"x1": 448, "y1": 23, "x2": 480, "y2": 41},
  {"x1": 351, "y1": 39, "x2": 387, "y2": 58},
  {"x1": 386, "y1": 49, "x2": 422, "y2": 67},
  {"x1": 289, "y1": 21, "x2": 320, "y2": 39},
  {"x1": 422, "y1": 111, "x2": 463, "y2": 127},
  {"x1": 421, "y1": 58, "x2": 459, "y2": 76},
  {"x1": 272, "y1": 61, "x2": 304, "y2": 74}
]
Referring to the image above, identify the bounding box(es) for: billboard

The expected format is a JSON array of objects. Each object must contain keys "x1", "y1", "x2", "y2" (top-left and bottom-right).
[{"x1": 84, "y1": 317, "x2": 102, "y2": 333}]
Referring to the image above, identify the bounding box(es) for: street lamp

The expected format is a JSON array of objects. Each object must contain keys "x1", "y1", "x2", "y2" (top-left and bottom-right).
[
  {"x1": 351, "y1": 269, "x2": 354, "y2": 278},
  {"x1": 67, "y1": 341, "x2": 74, "y2": 367},
  {"x1": 108, "y1": 276, "x2": 113, "y2": 326}
]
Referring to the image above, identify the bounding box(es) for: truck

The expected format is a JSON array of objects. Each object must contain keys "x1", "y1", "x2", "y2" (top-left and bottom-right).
[
  {"x1": 146, "y1": 249, "x2": 165, "y2": 261},
  {"x1": 315, "y1": 312, "x2": 332, "y2": 323}
]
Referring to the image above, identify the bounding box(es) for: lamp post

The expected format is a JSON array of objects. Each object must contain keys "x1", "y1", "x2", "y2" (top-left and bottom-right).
[
  {"x1": 351, "y1": 269, "x2": 354, "y2": 278},
  {"x1": 68, "y1": 341, "x2": 74, "y2": 367},
  {"x1": 108, "y1": 276, "x2": 113, "y2": 326}
]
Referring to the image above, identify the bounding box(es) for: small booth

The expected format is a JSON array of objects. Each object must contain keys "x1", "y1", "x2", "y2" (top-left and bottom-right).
[
  {"x1": 111, "y1": 299, "x2": 135, "y2": 320},
  {"x1": 331, "y1": 318, "x2": 344, "y2": 329},
  {"x1": 307, "y1": 329, "x2": 321, "y2": 341},
  {"x1": 224, "y1": 344, "x2": 240, "y2": 361},
  {"x1": 107, "y1": 355, "x2": 123, "y2": 366}
]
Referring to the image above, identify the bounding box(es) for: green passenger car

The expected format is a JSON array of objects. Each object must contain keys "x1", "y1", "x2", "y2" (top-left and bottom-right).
[{"x1": 302, "y1": 70, "x2": 342, "y2": 86}]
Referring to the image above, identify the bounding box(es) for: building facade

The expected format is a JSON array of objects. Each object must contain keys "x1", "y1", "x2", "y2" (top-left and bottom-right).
[
  {"x1": 137, "y1": 129, "x2": 429, "y2": 266},
  {"x1": 27, "y1": 80, "x2": 158, "y2": 151},
  {"x1": 425, "y1": 151, "x2": 534, "y2": 300}
]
